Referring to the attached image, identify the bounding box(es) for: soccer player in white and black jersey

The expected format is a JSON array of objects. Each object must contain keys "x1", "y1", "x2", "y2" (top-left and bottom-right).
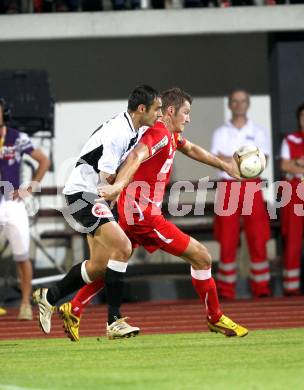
[{"x1": 33, "y1": 85, "x2": 162, "y2": 337}]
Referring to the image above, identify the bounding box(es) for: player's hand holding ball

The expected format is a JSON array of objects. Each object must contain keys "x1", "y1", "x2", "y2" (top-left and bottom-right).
[
  {"x1": 221, "y1": 155, "x2": 241, "y2": 180},
  {"x1": 234, "y1": 145, "x2": 266, "y2": 178}
]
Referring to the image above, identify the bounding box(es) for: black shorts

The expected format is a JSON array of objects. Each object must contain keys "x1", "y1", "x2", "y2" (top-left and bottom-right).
[{"x1": 65, "y1": 192, "x2": 118, "y2": 236}]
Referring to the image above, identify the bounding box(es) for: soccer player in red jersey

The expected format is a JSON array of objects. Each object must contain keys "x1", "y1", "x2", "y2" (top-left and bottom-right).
[{"x1": 60, "y1": 88, "x2": 248, "y2": 341}]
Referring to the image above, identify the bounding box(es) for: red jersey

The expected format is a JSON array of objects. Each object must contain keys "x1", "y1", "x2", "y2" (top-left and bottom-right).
[
  {"x1": 284, "y1": 131, "x2": 304, "y2": 160},
  {"x1": 118, "y1": 121, "x2": 186, "y2": 216},
  {"x1": 117, "y1": 121, "x2": 190, "y2": 256}
]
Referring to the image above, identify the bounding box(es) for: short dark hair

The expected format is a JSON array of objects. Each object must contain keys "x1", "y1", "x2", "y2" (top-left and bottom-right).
[
  {"x1": 161, "y1": 87, "x2": 192, "y2": 113},
  {"x1": 296, "y1": 103, "x2": 304, "y2": 126},
  {"x1": 127, "y1": 85, "x2": 159, "y2": 112},
  {"x1": 228, "y1": 88, "x2": 250, "y2": 103}
]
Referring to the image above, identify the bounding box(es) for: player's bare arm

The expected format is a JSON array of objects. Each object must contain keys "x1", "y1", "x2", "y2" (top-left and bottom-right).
[
  {"x1": 30, "y1": 149, "x2": 50, "y2": 184},
  {"x1": 179, "y1": 140, "x2": 241, "y2": 180},
  {"x1": 95, "y1": 171, "x2": 118, "y2": 206},
  {"x1": 97, "y1": 142, "x2": 150, "y2": 202},
  {"x1": 99, "y1": 171, "x2": 117, "y2": 185},
  {"x1": 217, "y1": 153, "x2": 233, "y2": 163}
]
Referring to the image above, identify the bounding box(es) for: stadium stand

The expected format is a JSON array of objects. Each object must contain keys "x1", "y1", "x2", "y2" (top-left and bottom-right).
[{"x1": 0, "y1": 0, "x2": 300, "y2": 14}]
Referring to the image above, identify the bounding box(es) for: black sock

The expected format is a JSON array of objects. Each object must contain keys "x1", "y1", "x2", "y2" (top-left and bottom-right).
[
  {"x1": 105, "y1": 268, "x2": 125, "y2": 324},
  {"x1": 46, "y1": 262, "x2": 87, "y2": 305}
]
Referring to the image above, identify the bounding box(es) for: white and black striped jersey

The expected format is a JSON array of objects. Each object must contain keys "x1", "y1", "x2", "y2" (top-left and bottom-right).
[{"x1": 63, "y1": 111, "x2": 146, "y2": 195}]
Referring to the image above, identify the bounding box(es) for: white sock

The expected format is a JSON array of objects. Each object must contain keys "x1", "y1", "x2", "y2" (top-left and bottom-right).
[
  {"x1": 191, "y1": 267, "x2": 212, "y2": 280},
  {"x1": 107, "y1": 259, "x2": 128, "y2": 273},
  {"x1": 81, "y1": 260, "x2": 93, "y2": 284}
]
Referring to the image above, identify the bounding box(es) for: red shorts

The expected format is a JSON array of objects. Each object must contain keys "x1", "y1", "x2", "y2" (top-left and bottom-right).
[{"x1": 119, "y1": 212, "x2": 190, "y2": 256}]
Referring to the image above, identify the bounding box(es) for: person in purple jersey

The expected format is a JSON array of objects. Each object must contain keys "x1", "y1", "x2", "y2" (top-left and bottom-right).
[{"x1": 0, "y1": 99, "x2": 50, "y2": 320}]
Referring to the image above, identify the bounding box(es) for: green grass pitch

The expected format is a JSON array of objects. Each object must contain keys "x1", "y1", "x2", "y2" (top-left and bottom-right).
[{"x1": 1, "y1": 328, "x2": 304, "y2": 390}]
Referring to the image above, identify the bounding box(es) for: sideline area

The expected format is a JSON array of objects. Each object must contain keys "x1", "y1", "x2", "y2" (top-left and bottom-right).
[{"x1": 0, "y1": 296, "x2": 303, "y2": 340}]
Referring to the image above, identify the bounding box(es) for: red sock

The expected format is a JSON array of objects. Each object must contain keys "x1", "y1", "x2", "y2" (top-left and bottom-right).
[
  {"x1": 71, "y1": 278, "x2": 104, "y2": 317},
  {"x1": 191, "y1": 275, "x2": 222, "y2": 323}
]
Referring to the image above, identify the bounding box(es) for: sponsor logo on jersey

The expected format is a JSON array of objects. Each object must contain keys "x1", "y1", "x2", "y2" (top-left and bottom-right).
[
  {"x1": 91, "y1": 203, "x2": 113, "y2": 219},
  {"x1": 151, "y1": 136, "x2": 168, "y2": 155},
  {"x1": 0, "y1": 146, "x2": 17, "y2": 161}
]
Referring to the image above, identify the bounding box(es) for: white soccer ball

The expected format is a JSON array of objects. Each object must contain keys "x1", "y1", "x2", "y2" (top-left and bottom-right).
[{"x1": 235, "y1": 145, "x2": 266, "y2": 178}]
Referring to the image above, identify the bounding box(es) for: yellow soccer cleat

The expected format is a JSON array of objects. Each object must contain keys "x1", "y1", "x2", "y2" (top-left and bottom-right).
[
  {"x1": 208, "y1": 314, "x2": 248, "y2": 337},
  {"x1": 59, "y1": 302, "x2": 80, "y2": 342},
  {"x1": 0, "y1": 307, "x2": 7, "y2": 316},
  {"x1": 106, "y1": 317, "x2": 140, "y2": 340}
]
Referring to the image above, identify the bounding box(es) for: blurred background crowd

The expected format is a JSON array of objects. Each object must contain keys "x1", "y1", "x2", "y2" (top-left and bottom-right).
[{"x1": 0, "y1": 0, "x2": 303, "y2": 13}]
